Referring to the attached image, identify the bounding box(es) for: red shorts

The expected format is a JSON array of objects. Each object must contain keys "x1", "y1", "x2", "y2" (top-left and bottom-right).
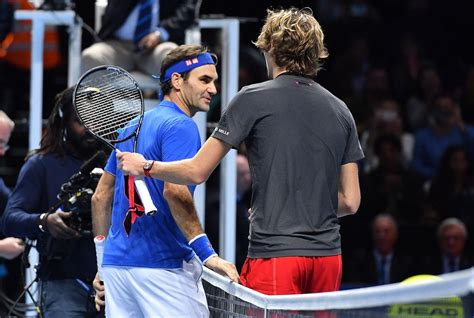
[{"x1": 240, "y1": 255, "x2": 342, "y2": 295}]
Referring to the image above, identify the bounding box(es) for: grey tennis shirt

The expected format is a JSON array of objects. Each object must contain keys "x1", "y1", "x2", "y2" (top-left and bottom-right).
[{"x1": 211, "y1": 74, "x2": 364, "y2": 258}]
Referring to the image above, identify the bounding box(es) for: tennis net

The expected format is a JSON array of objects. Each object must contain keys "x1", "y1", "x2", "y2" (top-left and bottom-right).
[{"x1": 202, "y1": 267, "x2": 474, "y2": 317}]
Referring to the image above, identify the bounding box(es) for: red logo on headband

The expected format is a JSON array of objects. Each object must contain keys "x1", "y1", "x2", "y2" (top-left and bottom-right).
[{"x1": 185, "y1": 58, "x2": 199, "y2": 66}]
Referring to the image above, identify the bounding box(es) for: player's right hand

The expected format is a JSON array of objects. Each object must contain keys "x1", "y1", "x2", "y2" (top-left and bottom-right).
[
  {"x1": 46, "y1": 209, "x2": 81, "y2": 239},
  {"x1": 116, "y1": 151, "x2": 147, "y2": 177},
  {"x1": 93, "y1": 272, "x2": 105, "y2": 311},
  {"x1": 205, "y1": 256, "x2": 240, "y2": 283}
]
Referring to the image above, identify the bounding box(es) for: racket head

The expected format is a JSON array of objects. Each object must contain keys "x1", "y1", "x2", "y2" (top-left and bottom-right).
[{"x1": 73, "y1": 65, "x2": 145, "y2": 148}]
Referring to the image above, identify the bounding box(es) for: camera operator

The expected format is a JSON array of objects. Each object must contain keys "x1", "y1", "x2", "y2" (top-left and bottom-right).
[{"x1": 1, "y1": 86, "x2": 105, "y2": 317}]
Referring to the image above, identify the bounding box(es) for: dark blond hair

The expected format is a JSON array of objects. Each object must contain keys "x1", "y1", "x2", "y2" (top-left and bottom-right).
[{"x1": 254, "y1": 8, "x2": 328, "y2": 77}]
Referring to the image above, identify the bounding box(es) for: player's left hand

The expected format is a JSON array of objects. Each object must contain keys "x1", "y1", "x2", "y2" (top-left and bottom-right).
[
  {"x1": 205, "y1": 256, "x2": 240, "y2": 283},
  {"x1": 116, "y1": 151, "x2": 147, "y2": 176},
  {"x1": 93, "y1": 272, "x2": 105, "y2": 311}
]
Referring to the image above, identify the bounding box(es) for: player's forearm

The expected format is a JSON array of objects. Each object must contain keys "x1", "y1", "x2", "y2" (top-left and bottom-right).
[
  {"x1": 337, "y1": 162, "x2": 361, "y2": 217},
  {"x1": 151, "y1": 159, "x2": 208, "y2": 185},
  {"x1": 165, "y1": 183, "x2": 218, "y2": 265},
  {"x1": 92, "y1": 195, "x2": 112, "y2": 237},
  {"x1": 118, "y1": 138, "x2": 228, "y2": 184},
  {"x1": 166, "y1": 190, "x2": 218, "y2": 266},
  {"x1": 337, "y1": 192, "x2": 360, "y2": 217},
  {"x1": 91, "y1": 173, "x2": 114, "y2": 237},
  {"x1": 164, "y1": 184, "x2": 203, "y2": 241},
  {"x1": 149, "y1": 137, "x2": 230, "y2": 185}
]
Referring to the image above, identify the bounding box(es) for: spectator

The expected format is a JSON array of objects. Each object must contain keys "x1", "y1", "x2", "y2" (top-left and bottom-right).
[
  {"x1": 344, "y1": 214, "x2": 413, "y2": 286},
  {"x1": 0, "y1": 111, "x2": 14, "y2": 213},
  {"x1": 330, "y1": 35, "x2": 371, "y2": 100},
  {"x1": 361, "y1": 134, "x2": 424, "y2": 223},
  {"x1": 0, "y1": 112, "x2": 25, "y2": 259},
  {"x1": 348, "y1": 65, "x2": 392, "y2": 132},
  {"x1": 360, "y1": 98, "x2": 414, "y2": 173},
  {"x1": 424, "y1": 218, "x2": 472, "y2": 274},
  {"x1": 0, "y1": 110, "x2": 24, "y2": 275},
  {"x1": 405, "y1": 65, "x2": 442, "y2": 131},
  {"x1": 0, "y1": 110, "x2": 24, "y2": 315},
  {"x1": 390, "y1": 33, "x2": 424, "y2": 102},
  {"x1": 81, "y1": 0, "x2": 199, "y2": 77},
  {"x1": 411, "y1": 94, "x2": 474, "y2": 180}
]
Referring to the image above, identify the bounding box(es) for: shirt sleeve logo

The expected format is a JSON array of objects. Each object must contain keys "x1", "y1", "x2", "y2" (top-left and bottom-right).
[{"x1": 217, "y1": 128, "x2": 229, "y2": 136}]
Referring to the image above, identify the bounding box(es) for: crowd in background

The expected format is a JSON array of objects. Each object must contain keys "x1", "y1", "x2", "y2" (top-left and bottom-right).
[
  {"x1": 310, "y1": 0, "x2": 474, "y2": 286},
  {"x1": 0, "y1": 0, "x2": 473, "y2": 306},
  {"x1": 202, "y1": 0, "x2": 474, "y2": 286}
]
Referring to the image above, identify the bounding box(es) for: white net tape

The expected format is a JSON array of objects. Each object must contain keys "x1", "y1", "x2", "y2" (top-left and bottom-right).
[{"x1": 202, "y1": 267, "x2": 474, "y2": 316}]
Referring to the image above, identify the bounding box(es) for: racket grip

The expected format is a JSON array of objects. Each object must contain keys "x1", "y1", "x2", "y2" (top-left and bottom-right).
[
  {"x1": 94, "y1": 235, "x2": 105, "y2": 279},
  {"x1": 134, "y1": 177, "x2": 158, "y2": 216}
]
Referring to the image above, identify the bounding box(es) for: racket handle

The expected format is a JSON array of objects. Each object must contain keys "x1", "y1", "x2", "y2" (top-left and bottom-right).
[
  {"x1": 134, "y1": 177, "x2": 158, "y2": 216},
  {"x1": 94, "y1": 235, "x2": 105, "y2": 279}
]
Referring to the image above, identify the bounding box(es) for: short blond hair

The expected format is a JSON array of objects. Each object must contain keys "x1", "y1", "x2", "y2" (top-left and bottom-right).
[
  {"x1": 0, "y1": 110, "x2": 14, "y2": 130},
  {"x1": 254, "y1": 8, "x2": 329, "y2": 77}
]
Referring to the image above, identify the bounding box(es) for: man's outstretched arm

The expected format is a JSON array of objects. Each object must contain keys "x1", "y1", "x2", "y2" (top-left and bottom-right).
[{"x1": 117, "y1": 137, "x2": 232, "y2": 185}]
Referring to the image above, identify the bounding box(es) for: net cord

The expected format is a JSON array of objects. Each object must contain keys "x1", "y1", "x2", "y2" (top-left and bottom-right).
[{"x1": 203, "y1": 267, "x2": 474, "y2": 311}]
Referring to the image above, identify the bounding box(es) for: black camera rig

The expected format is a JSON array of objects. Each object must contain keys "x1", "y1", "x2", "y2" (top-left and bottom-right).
[
  {"x1": 44, "y1": 151, "x2": 106, "y2": 235},
  {"x1": 57, "y1": 168, "x2": 101, "y2": 235}
]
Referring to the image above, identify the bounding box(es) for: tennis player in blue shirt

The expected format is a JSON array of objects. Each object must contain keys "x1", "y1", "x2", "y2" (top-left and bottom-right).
[{"x1": 91, "y1": 44, "x2": 239, "y2": 317}]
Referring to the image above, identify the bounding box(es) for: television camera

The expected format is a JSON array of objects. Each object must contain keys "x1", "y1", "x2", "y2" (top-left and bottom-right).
[{"x1": 45, "y1": 151, "x2": 106, "y2": 236}]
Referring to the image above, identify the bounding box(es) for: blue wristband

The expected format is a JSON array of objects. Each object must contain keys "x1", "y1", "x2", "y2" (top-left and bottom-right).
[{"x1": 189, "y1": 234, "x2": 217, "y2": 264}]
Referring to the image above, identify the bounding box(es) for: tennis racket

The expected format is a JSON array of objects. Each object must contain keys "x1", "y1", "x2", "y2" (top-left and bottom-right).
[{"x1": 73, "y1": 65, "x2": 157, "y2": 216}]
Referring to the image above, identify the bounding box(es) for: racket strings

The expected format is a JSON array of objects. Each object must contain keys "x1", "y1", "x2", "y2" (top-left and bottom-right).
[
  {"x1": 76, "y1": 80, "x2": 141, "y2": 120},
  {"x1": 75, "y1": 69, "x2": 143, "y2": 142},
  {"x1": 77, "y1": 98, "x2": 139, "y2": 140},
  {"x1": 79, "y1": 106, "x2": 139, "y2": 133},
  {"x1": 76, "y1": 84, "x2": 140, "y2": 119}
]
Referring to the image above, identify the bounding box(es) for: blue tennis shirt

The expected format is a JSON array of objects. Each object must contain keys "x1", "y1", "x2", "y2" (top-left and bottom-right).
[{"x1": 103, "y1": 100, "x2": 201, "y2": 269}]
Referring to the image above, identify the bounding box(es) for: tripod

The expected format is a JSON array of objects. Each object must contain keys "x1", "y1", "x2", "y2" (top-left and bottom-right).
[{"x1": 7, "y1": 240, "x2": 42, "y2": 317}]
